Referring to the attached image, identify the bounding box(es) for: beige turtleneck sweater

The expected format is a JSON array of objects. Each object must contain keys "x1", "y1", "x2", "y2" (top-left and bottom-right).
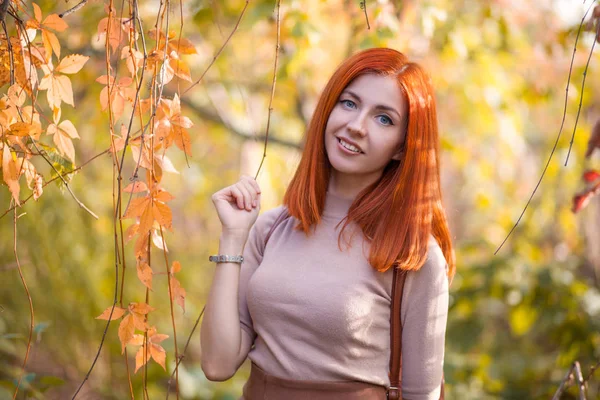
[{"x1": 238, "y1": 191, "x2": 449, "y2": 400}]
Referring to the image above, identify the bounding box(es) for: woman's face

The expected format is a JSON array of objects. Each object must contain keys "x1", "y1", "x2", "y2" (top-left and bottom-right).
[{"x1": 324, "y1": 73, "x2": 408, "y2": 190}]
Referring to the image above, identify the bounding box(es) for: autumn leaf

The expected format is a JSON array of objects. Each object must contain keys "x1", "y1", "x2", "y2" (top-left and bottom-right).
[
  {"x1": 38, "y1": 55, "x2": 89, "y2": 109},
  {"x1": 47, "y1": 119, "x2": 80, "y2": 163},
  {"x1": 96, "y1": 75, "x2": 136, "y2": 120},
  {"x1": 128, "y1": 302, "x2": 156, "y2": 332},
  {"x1": 170, "y1": 261, "x2": 186, "y2": 312},
  {"x1": 131, "y1": 327, "x2": 169, "y2": 373},
  {"x1": 2, "y1": 144, "x2": 21, "y2": 205},
  {"x1": 155, "y1": 94, "x2": 193, "y2": 156},
  {"x1": 583, "y1": 169, "x2": 600, "y2": 183},
  {"x1": 134, "y1": 344, "x2": 152, "y2": 373},
  {"x1": 123, "y1": 181, "x2": 149, "y2": 193},
  {"x1": 118, "y1": 314, "x2": 135, "y2": 353},
  {"x1": 97, "y1": 15, "x2": 129, "y2": 53},
  {"x1": 96, "y1": 306, "x2": 127, "y2": 321},
  {"x1": 136, "y1": 260, "x2": 153, "y2": 290},
  {"x1": 26, "y1": 3, "x2": 68, "y2": 61},
  {"x1": 123, "y1": 187, "x2": 174, "y2": 235}
]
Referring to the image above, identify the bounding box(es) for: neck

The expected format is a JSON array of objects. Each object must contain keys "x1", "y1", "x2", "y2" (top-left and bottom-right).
[{"x1": 327, "y1": 171, "x2": 381, "y2": 199}]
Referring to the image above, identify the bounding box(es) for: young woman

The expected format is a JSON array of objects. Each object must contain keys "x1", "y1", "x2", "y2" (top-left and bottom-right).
[{"x1": 201, "y1": 47, "x2": 455, "y2": 400}]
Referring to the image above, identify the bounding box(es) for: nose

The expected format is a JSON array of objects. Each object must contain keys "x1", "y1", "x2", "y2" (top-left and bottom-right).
[{"x1": 347, "y1": 112, "x2": 367, "y2": 137}]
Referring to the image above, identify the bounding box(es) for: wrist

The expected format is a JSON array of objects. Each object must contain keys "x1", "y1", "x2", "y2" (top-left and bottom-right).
[{"x1": 219, "y1": 232, "x2": 248, "y2": 254}]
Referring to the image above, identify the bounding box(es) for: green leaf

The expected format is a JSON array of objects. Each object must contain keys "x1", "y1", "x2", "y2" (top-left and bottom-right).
[{"x1": 509, "y1": 303, "x2": 538, "y2": 336}]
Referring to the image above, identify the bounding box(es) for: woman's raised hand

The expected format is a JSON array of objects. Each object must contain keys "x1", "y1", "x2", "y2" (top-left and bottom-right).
[{"x1": 212, "y1": 175, "x2": 261, "y2": 237}]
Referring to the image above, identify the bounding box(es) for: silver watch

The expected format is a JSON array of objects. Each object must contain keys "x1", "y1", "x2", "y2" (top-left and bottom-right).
[{"x1": 209, "y1": 255, "x2": 244, "y2": 264}]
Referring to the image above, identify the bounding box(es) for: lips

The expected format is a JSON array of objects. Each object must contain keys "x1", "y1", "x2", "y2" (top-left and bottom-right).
[{"x1": 336, "y1": 137, "x2": 364, "y2": 154}]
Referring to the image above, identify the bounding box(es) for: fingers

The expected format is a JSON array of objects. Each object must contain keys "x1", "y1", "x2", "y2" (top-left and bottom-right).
[{"x1": 212, "y1": 176, "x2": 261, "y2": 212}]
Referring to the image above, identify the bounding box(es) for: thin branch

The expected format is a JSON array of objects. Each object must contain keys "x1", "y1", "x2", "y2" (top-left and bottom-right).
[
  {"x1": 166, "y1": 306, "x2": 204, "y2": 396},
  {"x1": 360, "y1": 1, "x2": 370, "y2": 30},
  {"x1": 179, "y1": 97, "x2": 302, "y2": 150},
  {"x1": 159, "y1": 226, "x2": 179, "y2": 399},
  {"x1": 11, "y1": 207, "x2": 34, "y2": 400},
  {"x1": 552, "y1": 361, "x2": 587, "y2": 400},
  {"x1": 255, "y1": 0, "x2": 282, "y2": 180},
  {"x1": 181, "y1": 0, "x2": 250, "y2": 96},
  {"x1": 0, "y1": 149, "x2": 109, "y2": 220},
  {"x1": 565, "y1": 16, "x2": 600, "y2": 165},
  {"x1": 495, "y1": 3, "x2": 594, "y2": 254},
  {"x1": 28, "y1": 138, "x2": 99, "y2": 219},
  {"x1": 59, "y1": 0, "x2": 88, "y2": 18}
]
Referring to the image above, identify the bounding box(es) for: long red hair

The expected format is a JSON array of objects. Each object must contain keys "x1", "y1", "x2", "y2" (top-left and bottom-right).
[{"x1": 283, "y1": 48, "x2": 455, "y2": 278}]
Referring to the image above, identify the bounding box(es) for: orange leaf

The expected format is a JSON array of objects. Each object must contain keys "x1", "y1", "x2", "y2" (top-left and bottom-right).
[
  {"x1": 118, "y1": 314, "x2": 135, "y2": 353},
  {"x1": 136, "y1": 261, "x2": 153, "y2": 290},
  {"x1": 43, "y1": 14, "x2": 68, "y2": 32},
  {"x1": 171, "y1": 261, "x2": 181, "y2": 274},
  {"x1": 56, "y1": 54, "x2": 89, "y2": 74},
  {"x1": 134, "y1": 232, "x2": 149, "y2": 258},
  {"x1": 170, "y1": 58, "x2": 192, "y2": 82},
  {"x1": 153, "y1": 201, "x2": 173, "y2": 231},
  {"x1": 139, "y1": 201, "x2": 155, "y2": 235},
  {"x1": 129, "y1": 302, "x2": 155, "y2": 315},
  {"x1": 150, "y1": 343, "x2": 167, "y2": 370},
  {"x1": 124, "y1": 223, "x2": 139, "y2": 243},
  {"x1": 131, "y1": 312, "x2": 148, "y2": 332},
  {"x1": 42, "y1": 30, "x2": 60, "y2": 60},
  {"x1": 134, "y1": 344, "x2": 151, "y2": 373},
  {"x1": 173, "y1": 127, "x2": 192, "y2": 156},
  {"x1": 169, "y1": 277, "x2": 186, "y2": 312},
  {"x1": 123, "y1": 197, "x2": 151, "y2": 219},
  {"x1": 96, "y1": 306, "x2": 127, "y2": 320},
  {"x1": 123, "y1": 181, "x2": 149, "y2": 193},
  {"x1": 2, "y1": 145, "x2": 21, "y2": 204},
  {"x1": 130, "y1": 333, "x2": 145, "y2": 346},
  {"x1": 32, "y1": 3, "x2": 42, "y2": 22},
  {"x1": 170, "y1": 37, "x2": 197, "y2": 55}
]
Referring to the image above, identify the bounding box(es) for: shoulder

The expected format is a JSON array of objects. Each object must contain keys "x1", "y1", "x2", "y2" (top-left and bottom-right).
[
  {"x1": 409, "y1": 235, "x2": 448, "y2": 289},
  {"x1": 249, "y1": 205, "x2": 288, "y2": 244}
]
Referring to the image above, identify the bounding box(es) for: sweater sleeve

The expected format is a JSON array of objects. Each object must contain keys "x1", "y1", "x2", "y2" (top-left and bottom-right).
[
  {"x1": 238, "y1": 206, "x2": 285, "y2": 341},
  {"x1": 400, "y1": 240, "x2": 449, "y2": 400}
]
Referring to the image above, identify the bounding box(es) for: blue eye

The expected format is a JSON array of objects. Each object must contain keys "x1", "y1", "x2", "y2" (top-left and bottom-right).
[
  {"x1": 341, "y1": 99, "x2": 356, "y2": 109},
  {"x1": 378, "y1": 115, "x2": 393, "y2": 126}
]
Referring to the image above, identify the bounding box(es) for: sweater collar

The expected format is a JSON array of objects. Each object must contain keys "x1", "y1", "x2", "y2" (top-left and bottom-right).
[{"x1": 323, "y1": 191, "x2": 355, "y2": 219}]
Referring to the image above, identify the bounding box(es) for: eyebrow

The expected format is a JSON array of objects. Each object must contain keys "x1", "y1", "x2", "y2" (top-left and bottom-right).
[{"x1": 342, "y1": 90, "x2": 402, "y2": 119}]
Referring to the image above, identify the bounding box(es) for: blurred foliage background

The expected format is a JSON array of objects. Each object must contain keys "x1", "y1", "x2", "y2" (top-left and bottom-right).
[{"x1": 1, "y1": 0, "x2": 600, "y2": 398}]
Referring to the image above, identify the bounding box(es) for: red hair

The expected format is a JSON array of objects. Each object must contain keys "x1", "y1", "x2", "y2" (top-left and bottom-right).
[{"x1": 283, "y1": 48, "x2": 455, "y2": 278}]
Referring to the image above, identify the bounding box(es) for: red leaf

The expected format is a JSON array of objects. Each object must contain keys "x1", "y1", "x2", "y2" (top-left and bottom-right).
[
  {"x1": 572, "y1": 192, "x2": 592, "y2": 213},
  {"x1": 583, "y1": 169, "x2": 600, "y2": 183}
]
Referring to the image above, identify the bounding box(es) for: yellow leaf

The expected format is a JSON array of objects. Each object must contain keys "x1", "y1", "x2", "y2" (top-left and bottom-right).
[
  {"x1": 56, "y1": 54, "x2": 89, "y2": 74},
  {"x1": 53, "y1": 125, "x2": 76, "y2": 162},
  {"x1": 95, "y1": 306, "x2": 127, "y2": 320},
  {"x1": 57, "y1": 120, "x2": 79, "y2": 139}
]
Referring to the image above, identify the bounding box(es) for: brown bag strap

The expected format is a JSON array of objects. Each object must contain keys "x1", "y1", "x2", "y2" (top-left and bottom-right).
[{"x1": 387, "y1": 267, "x2": 407, "y2": 400}]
